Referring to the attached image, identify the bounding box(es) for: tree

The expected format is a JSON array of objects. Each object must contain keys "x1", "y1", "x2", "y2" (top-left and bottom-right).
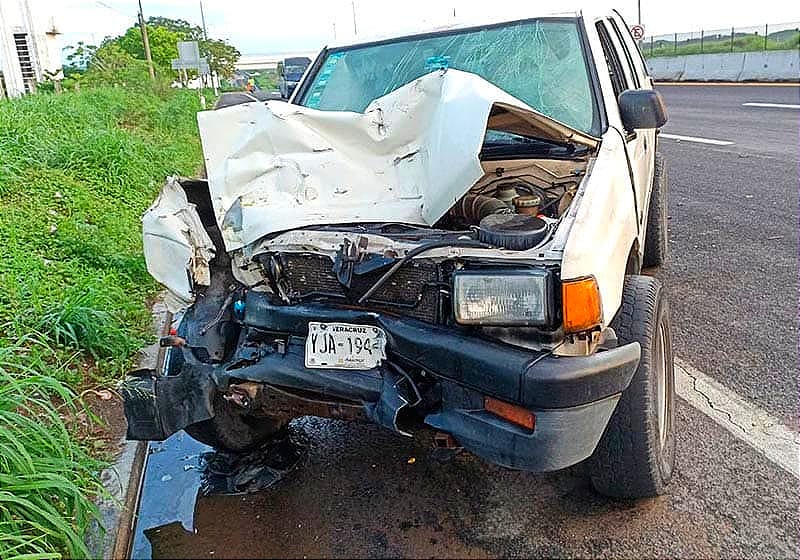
[
  {"x1": 63, "y1": 41, "x2": 98, "y2": 77},
  {"x1": 201, "y1": 38, "x2": 240, "y2": 79},
  {"x1": 67, "y1": 15, "x2": 241, "y2": 87},
  {"x1": 114, "y1": 24, "x2": 184, "y2": 69},
  {"x1": 83, "y1": 43, "x2": 155, "y2": 88},
  {"x1": 142, "y1": 17, "x2": 240, "y2": 79},
  {"x1": 146, "y1": 17, "x2": 203, "y2": 40}
]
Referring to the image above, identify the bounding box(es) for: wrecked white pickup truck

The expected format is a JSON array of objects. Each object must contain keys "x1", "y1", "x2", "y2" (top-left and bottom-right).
[{"x1": 123, "y1": 10, "x2": 675, "y2": 499}]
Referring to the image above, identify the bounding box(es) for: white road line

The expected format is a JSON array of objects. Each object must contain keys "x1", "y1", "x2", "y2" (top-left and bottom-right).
[
  {"x1": 660, "y1": 133, "x2": 734, "y2": 146},
  {"x1": 675, "y1": 358, "x2": 800, "y2": 479},
  {"x1": 742, "y1": 102, "x2": 800, "y2": 109}
]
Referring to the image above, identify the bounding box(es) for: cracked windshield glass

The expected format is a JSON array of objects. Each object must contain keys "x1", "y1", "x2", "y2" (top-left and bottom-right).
[{"x1": 299, "y1": 19, "x2": 598, "y2": 134}]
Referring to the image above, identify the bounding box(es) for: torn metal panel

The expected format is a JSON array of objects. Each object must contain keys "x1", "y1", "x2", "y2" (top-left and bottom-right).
[
  {"x1": 142, "y1": 177, "x2": 216, "y2": 311},
  {"x1": 197, "y1": 69, "x2": 598, "y2": 251}
]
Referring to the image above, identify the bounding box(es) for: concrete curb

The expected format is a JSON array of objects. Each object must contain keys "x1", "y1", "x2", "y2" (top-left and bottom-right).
[{"x1": 85, "y1": 301, "x2": 172, "y2": 559}]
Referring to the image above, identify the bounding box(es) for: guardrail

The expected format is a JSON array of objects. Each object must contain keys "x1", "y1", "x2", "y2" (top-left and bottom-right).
[
  {"x1": 646, "y1": 50, "x2": 800, "y2": 82},
  {"x1": 644, "y1": 22, "x2": 800, "y2": 58}
]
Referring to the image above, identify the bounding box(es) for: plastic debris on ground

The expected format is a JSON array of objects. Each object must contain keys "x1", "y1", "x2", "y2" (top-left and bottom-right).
[{"x1": 198, "y1": 428, "x2": 306, "y2": 496}]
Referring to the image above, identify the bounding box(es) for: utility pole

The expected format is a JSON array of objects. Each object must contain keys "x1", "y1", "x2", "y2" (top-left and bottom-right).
[
  {"x1": 199, "y1": 0, "x2": 208, "y2": 39},
  {"x1": 351, "y1": 1, "x2": 357, "y2": 36},
  {"x1": 138, "y1": 0, "x2": 155, "y2": 80},
  {"x1": 198, "y1": 0, "x2": 209, "y2": 91}
]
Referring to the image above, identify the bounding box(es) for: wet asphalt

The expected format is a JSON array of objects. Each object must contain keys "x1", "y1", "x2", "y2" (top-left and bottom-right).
[{"x1": 130, "y1": 84, "x2": 799, "y2": 559}]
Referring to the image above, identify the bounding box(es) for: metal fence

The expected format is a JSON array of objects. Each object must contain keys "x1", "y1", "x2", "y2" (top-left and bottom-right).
[{"x1": 644, "y1": 22, "x2": 800, "y2": 58}]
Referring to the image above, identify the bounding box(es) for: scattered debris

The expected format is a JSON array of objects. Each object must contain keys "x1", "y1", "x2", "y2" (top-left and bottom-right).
[{"x1": 199, "y1": 429, "x2": 305, "y2": 495}]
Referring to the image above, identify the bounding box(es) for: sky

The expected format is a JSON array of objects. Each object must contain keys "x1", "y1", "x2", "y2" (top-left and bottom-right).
[{"x1": 43, "y1": 0, "x2": 800, "y2": 56}]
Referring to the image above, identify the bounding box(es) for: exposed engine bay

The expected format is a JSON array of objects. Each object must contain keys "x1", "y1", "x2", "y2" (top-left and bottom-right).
[{"x1": 225, "y1": 155, "x2": 589, "y2": 332}]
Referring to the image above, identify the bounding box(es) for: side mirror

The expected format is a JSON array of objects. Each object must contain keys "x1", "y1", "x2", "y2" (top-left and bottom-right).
[{"x1": 618, "y1": 89, "x2": 668, "y2": 131}]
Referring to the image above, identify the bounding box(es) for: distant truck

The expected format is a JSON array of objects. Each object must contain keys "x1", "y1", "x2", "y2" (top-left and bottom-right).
[{"x1": 277, "y1": 56, "x2": 311, "y2": 99}]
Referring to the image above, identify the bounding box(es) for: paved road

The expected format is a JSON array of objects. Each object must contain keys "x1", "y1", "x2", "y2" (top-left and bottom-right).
[
  {"x1": 657, "y1": 84, "x2": 799, "y2": 158},
  {"x1": 656, "y1": 84, "x2": 799, "y2": 424},
  {"x1": 129, "y1": 84, "x2": 799, "y2": 559}
]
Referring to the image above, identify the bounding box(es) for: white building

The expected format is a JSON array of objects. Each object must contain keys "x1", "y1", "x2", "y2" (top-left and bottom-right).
[{"x1": 0, "y1": 0, "x2": 61, "y2": 98}]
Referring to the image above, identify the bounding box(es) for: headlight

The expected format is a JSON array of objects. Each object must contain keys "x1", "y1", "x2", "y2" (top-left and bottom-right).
[{"x1": 453, "y1": 269, "x2": 554, "y2": 326}]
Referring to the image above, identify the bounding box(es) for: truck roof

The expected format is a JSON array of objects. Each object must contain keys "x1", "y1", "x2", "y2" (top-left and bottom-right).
[{"x1": 324, "y1": 9, "x2": 599, "y2": 51}]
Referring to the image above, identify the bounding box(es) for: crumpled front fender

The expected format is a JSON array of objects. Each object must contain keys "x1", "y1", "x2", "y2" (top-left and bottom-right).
[{"x1": 142, "y1": 177, "x2": 216, "y2": 312}]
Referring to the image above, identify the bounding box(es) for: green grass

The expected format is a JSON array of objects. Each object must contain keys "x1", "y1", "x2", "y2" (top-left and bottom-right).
[
  {"x1": 0, "y1": 339, "x2": 103, "y2": 559},
  {"x1": 646, "y1": 29, "x2": 800, "y2": 57},
  {"x1": 0, "y1": 86, "x2": 203, "y2": 558}
]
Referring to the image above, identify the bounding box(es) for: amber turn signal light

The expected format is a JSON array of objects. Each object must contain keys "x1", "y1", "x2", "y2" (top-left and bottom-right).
[
  {"x1": 484, "y1": 397, "x2": 535, "y2": 431},
  {"x1": 562, "y1": 276, "x2": 602, "y2": 334}
]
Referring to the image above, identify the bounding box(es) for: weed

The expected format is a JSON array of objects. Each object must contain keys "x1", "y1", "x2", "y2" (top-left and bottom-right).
[
  {"x1": 0, "y1": 85, "x2": 203, "y2": 557},
  {"x1": 0, "y1": 339, "x2": 102, "y2": 560}
]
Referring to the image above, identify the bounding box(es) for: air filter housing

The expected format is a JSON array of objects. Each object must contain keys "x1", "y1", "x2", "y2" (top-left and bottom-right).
[{"x1": 477, "y1": 214, "x2": 548, "y2": 250}]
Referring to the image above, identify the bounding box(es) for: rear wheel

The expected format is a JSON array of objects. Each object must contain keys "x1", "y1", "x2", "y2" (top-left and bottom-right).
[
  {"x1": 588, "y1": 275, "x2": 675, "y2": 499},
  {"x1": 185, "y1": 392, "x2": 286, "y2": 453},
  {"x1": 643, "y1": 152, "x2": 668, "y2": 268}
]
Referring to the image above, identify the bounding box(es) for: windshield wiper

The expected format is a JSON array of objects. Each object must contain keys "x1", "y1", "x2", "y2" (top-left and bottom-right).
[{"x1": 481, "y1": 139, "x2": 582, "y2": 159}]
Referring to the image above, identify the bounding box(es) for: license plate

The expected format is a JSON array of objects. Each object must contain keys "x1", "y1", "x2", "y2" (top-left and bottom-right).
[{"x1": 305, "y1": 322, "x2": 387, "y2": 370}]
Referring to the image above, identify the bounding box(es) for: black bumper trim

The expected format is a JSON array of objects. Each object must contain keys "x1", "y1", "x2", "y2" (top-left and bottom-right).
[{"x1": 243, "y1": 293, "x2": 640, "y2": 409}]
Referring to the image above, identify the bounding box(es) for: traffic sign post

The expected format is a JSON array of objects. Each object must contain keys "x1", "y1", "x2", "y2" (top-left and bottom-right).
[
  {"x1": 170, "y1": 41, "x2": 213, "y2": 102},
  {"x1": 630, "y1": 24, "x2": 645, "y2": 41}
]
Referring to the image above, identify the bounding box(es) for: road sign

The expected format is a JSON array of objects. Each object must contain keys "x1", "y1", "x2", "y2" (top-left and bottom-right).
[
  {"x1": 177, "y1": 41, "x2": 201, "y2": 63},
  {"x1": 630, "y1": 24, "x2": 645, "y2": 40},
  {"x1": 171, "y1": 59, "x2": 209, "y2": 73},
  {"x1": 172, "y1": 41, "x2": 208, "y2": 73}
]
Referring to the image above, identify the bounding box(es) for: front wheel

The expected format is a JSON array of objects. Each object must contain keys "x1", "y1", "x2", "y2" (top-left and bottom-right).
[{"x1": 588, "y1": 275, "x2": 676, "y2": 499}]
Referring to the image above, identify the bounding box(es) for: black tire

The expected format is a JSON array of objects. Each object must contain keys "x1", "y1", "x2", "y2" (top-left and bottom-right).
[
  {"x1": 643, "y1": 152, "x2": 668, "y2": 268},
  {"x1": 185, "y1": 393, "x2": 286, "y2": 453},
  {"x1": 588, "y1": 275, "x2": 675, "y2": 499}
]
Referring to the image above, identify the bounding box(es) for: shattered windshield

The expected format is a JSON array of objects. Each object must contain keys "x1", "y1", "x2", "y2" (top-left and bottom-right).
[{"x1": 299, "y1": 19, "x2": 598, "y2": 134}]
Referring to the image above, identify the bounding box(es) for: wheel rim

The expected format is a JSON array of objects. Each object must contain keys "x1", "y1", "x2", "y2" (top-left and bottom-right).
[{"x1": 655, "y1": 321, "x2": 669, "y2": 449}]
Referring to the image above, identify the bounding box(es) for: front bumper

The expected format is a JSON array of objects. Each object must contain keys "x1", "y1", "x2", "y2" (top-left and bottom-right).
[{"x1": 122, "y1": 293, "x2": 640, "y2": 472}]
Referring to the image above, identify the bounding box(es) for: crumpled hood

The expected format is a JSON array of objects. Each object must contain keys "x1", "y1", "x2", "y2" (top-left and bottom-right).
[{"x1": 198, "y1": 69, "x2": 598, "y2": 251}]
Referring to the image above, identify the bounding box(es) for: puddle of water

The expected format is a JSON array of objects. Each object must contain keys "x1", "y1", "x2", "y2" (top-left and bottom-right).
[
  {"x1": 130, "y1": 429, "x2": 306, "y2": 558},
  {"x1": 130, "y1": 432, "x2": 210, "y2": 559}
]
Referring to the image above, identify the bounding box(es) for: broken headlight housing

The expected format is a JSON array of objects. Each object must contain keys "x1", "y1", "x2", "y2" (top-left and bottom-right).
[{"x1": 453, "y1": 269, "x2": 554, "y2": 326}]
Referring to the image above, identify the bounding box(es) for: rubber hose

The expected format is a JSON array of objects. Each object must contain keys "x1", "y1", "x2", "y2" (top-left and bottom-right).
[{"x1": 449, "y1": 194, "x2": 512, "y2": 223}]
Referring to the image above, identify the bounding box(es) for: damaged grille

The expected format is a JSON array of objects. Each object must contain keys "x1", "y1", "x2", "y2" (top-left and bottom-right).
[{"x1": 277, "y1": 253, "x2": 444, "y2": 323}]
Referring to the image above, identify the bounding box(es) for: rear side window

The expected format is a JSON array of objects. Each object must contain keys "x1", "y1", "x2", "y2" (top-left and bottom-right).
[
  {"x1": 608, "y1": 18, "x2": 641, "y2": 88},
  {"x1": 611, "y1": 12, "x2": 650, "y2": 81},
  {"x1": 596, "y1": 22, "x2": 628, "y2": 98}
]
